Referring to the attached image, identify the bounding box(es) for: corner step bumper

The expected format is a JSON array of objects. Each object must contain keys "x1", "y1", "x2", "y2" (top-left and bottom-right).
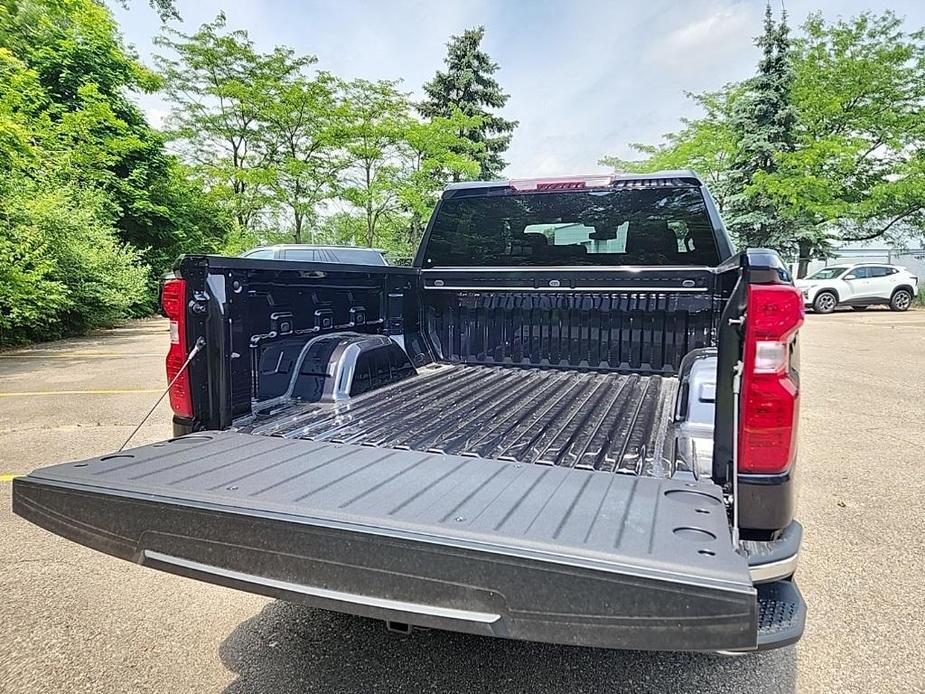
[
  {"x1": 745, "y1": 521, "x2": 802, "y2": 584},
  {"x1": 756, "y1": 580, "x2": 806, "y2": 650}
]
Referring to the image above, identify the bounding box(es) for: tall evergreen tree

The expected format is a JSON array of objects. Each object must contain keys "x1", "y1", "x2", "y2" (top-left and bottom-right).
[
  {"x1": 419, "y1": 26, "x2": 517, "y2": 180},
  {"x1": 724, "y1": 4, "x2": 810, "y2": 256}
]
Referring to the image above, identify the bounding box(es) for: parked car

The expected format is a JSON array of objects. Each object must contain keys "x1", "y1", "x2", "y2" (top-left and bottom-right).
[
  {"x1": 241, "y1": 244, "x2": 388, "y2": 265},
  {"x1": 14, "y1": 172, "x2": 806, "y2": 654},
  {"x1": 796, "y1": 263, "x2": 918, "y2": 313}
]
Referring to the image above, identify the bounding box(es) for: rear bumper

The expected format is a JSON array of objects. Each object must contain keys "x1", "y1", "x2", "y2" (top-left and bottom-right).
[
  {"x1": 745, "y1": 520, "x2": 802, "y2": 584},
  {"x1": 738, "y1": 470, "x2": 796, "y2": 532}
]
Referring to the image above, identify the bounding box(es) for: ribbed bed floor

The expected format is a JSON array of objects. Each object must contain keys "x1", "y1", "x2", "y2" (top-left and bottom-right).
[{"x1": 242, "y1": 364, "x2": 679, "y2": 476}]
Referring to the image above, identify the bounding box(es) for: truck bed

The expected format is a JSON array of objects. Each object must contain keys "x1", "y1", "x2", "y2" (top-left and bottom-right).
[
  {"x1": 242, "y1": 364, "x2": 680, "y2": 476},
  {"x1": 13, "y1": 431, "x2": 759, "y2": 651}
]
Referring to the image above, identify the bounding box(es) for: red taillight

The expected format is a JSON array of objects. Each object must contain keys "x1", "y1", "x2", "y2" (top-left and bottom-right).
[
  {"x1": 739, "y1": 284, "x2": 804, "y2": 474},
  {"x1": 161, "y1": 278, "x2": 193, "y2": 419},
  {"x1": 535, "y1": 181, "x2": 587, "y2": 191},
  {"x1": 510, "y1": 176, "x2": 612, "y2": 191}
]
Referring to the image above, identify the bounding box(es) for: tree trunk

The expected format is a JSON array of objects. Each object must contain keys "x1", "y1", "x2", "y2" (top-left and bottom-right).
[
  {"x1": 796, "y1": 238, "x2": 812, "y2": 279},
  {"x1": 293, "y1": 212, "x2": 302, "y2": 244},
  {"x1": 365, "y1": 164, "x2": 375, "y2": 247},
  {"x1": 409, "y1": 212, "x2": 426, "y2": 250}
]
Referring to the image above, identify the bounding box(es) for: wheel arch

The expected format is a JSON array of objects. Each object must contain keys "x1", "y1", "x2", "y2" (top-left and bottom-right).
[{"x1": 891, "y1": 284, "x2": 915, "y2": 298}]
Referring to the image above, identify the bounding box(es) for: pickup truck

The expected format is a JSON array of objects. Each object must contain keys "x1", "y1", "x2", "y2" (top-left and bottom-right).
[{"x1": 13, "y1": 171, "x2": 806, "y2": 653}]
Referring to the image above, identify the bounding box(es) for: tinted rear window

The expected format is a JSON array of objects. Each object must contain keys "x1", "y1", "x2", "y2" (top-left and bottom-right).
[
  {"x1": 284, "y1": 248, "x2": 386, "y2": 265},
  {"x1": 422, "y1": 188, "x2": 720, "y2": 268},
  {"x1": 242, "y1": 248, "x2": 276, "y2": 259}
]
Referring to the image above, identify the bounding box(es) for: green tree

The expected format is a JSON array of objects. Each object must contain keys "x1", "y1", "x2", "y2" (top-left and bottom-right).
[
  {"x1": 0, "y1": 47, "x2": 42, "y2": 173},
  {"x1": 601, "y1": 8, "x2": 925, "y2": 275},
  {"x1": 396, "y1": 110, "x2": 481, "y2": 249},
  {"x1": 115, "y1": 0, "x2": 180, "y2": 22},
  {"x1": 3, "y1": 0, "x2": 163, "y2": 250},
  {"x1": 419, "y1": 26, "x2": 517, "y2": 180},
  {"x1": 336, "y1": 82, "x2": 482, "y2": 253},
  {"x1": 0, "y1": 0, "x2": 228, "y2": 343},
  {"x1": 600, "y1": 87, "x2": 740, "y2": 212},
  {"x1": 338, "y1": 79, "x2": 412, "y2": 247},
  {"x1": 0, "y1": 54, "x2": 71, "y2": 343},
  {"x1": 0, "y1": 171, "x2": 150, "y2": 345},
  {"x1": 0, "y1": 195, "x2": 70, "y2": 345},
  {"x1": 315, "y1": 211, "x2": 366, "y2": 247},
  {"x1": 143, "y1": 161, "x2": 233, "y2": 276},
  {"x1": 15, "y1": 184, "x2": 150, "y2": 331},
  {"x1": 722, "y1": 4, "x2": 811, "y2": 255},
  {"x1": 261, "y1": 70, "x2": 343, "y2": 243},
  {"x1": 1, "y1": 0, "x2": 228, "y2": 283},
  {"x1": 155, "y1": 15, "x2": 311, "y2": 232},
  {"x1": 762, "y1": 12, "x2": 925, "y2": 251}
]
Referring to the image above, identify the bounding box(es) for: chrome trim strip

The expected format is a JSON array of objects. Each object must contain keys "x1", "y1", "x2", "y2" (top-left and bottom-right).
[
  {"x1": 143, "y1": 551, "x2": 501, "y2": 624},
  {"x1": 423, "y1": 285, "x2": 709, "y2": 293},
  {"x1": 749, "y1": 552, "x2": 800, "y2": 584}
]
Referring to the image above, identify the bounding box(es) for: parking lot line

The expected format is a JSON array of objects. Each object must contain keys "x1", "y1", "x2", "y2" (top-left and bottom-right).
[
  {"x1": 0, "y1": 389, "x2": 162, "y2": 398},
  {"x1": 0, "y1": 353, "x2": 162, "y2": 359},
  {"x1": 0, "y1": 473, "x2": 21, "y2": 482}
]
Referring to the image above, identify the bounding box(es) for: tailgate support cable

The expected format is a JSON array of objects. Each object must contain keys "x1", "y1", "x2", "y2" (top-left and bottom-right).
[
  {"x1": 730, "y1": 359, "x2": 743, "y2": 548},
  {"x1": 118, "y1": 337, "x2": 206, "y2": 452}
]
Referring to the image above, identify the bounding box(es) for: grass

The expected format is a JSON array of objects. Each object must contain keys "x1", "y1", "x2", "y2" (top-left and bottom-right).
[{"x1": 915, "y1": 286, "x2": 925, "y2": 307}]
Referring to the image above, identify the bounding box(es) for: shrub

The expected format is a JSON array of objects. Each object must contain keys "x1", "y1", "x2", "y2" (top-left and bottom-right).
[{"x1": 0, "y1": 179, "x2": 149, "y2": 345}]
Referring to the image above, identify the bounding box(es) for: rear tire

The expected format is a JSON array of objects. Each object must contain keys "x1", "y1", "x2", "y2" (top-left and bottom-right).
[
  {"x1": 851, "y1": 306, "x2": 869, "y2": 311},
  {"x1": 890, "y1": 289, "x2": 912, "y2": 312},
  {"x1": 813, "y1": 291, "x2": 837, "y2": 314}
]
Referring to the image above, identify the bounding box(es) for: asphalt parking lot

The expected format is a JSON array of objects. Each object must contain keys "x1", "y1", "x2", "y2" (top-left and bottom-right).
[{"x1": 1, "y1": 311, "x2": 923, "y2": 693}]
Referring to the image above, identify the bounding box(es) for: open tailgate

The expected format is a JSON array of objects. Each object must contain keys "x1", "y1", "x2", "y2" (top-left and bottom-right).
[{"x1": 13, "y1": 432, "x2": 758, "y2": 651}]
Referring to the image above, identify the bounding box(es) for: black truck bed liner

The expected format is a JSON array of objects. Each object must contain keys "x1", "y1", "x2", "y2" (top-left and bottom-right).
[
  {"x1": 243, "y1": 364, "x2": 680, "y2": 476},
  {"x1": 13, "y1": 431, "x2": 759, "y2": 651}
]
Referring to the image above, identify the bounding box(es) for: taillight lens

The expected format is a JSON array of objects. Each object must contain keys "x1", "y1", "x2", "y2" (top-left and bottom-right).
[
  {"x1": 739, "y1": 284, "x2": 804, "y2": 474},
  {"x1": 510, "y1": 176, "x2": 612, "y2": 191},
  {"x1": 161, "y1": 278, "x2": 193, "y2": 419}
]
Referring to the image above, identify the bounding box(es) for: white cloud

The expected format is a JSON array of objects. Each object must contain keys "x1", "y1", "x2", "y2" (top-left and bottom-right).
[
  {"x1": 655, "y1": 7, "x2": 752, "y2": 54},
  {"x1": 646, "y1": 6, "x2": 755, "y2": 78}
]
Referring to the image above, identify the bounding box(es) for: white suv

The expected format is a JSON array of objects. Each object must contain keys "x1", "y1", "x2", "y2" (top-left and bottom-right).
[{"x1": 796, "y1": 264, "x2": 918, "y2": 313}]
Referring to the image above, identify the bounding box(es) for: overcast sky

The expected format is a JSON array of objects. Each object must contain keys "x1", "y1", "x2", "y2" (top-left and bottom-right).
[{"x1": 111, "y1": 0, "x2": 925, "y2": 179}]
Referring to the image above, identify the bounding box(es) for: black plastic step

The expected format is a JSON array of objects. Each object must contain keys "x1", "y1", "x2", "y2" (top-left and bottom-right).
[{"x1": 756, "y1": 580, "x2": 806, "y2": 649}]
